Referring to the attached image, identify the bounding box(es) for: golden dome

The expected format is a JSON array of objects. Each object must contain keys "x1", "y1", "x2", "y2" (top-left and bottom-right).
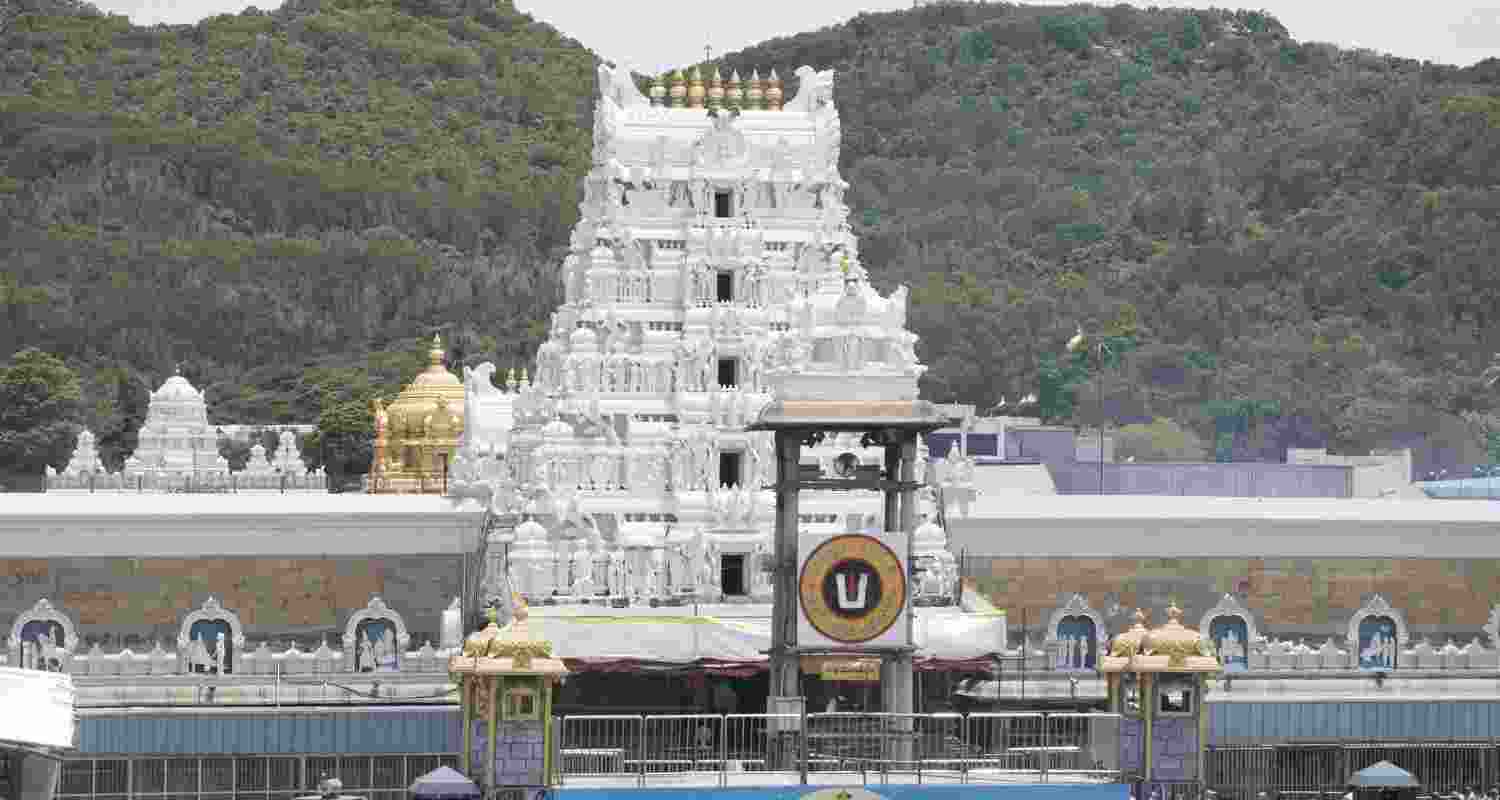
[
  {"x1": 369, "y1": 335, "x2": 466, "y2": 494},
  {"x1": 1142, "y1": 603, "x2": 1219, "y2": 670},
  {"x1": 1110, "y1": 609, "x2": 1151, "y2": 658},
  {"x1": 450, "y1": 594, "x2": 568, "y2": 679}
]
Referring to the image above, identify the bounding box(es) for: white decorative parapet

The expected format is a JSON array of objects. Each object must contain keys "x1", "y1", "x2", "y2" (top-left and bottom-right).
[{"x1": 46, "y1": 469, "x2": 326, "y2": 493}]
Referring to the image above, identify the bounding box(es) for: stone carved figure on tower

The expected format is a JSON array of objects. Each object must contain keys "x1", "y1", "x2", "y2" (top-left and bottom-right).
[
  {"x1": 786, "y1": 66, "x2": 835, "y2": 113},
  {"x1": 597, "y1": 63, "x2": 650, "y2": 109},
  {"x1": 694, "y1": 113, "x2": 749, "y2": 169}
]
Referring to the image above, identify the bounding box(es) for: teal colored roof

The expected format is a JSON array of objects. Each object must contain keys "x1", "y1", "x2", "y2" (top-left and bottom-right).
[
  {"x1": 1417, "y1": 478, "x2": 1500, "y2": 499},
  {"x1": 78, "y1": 706, "x2": 460, "y2": 754}
]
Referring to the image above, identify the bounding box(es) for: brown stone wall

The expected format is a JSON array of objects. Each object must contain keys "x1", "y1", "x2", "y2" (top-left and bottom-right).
[
  {"x1": 965, "y1": 557, "x2": 1500, "y2": 641},
  {"x1": 1, "y1": 556, "x2": 464, "y2": 649}
]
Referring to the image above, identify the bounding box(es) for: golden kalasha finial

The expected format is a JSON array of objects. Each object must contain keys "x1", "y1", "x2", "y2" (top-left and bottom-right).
[
  {"x1": 519, "y1": 367, "x2": 529, "y2": 385},
  {"x1": 668, "y1": 70, "x2": 686, "y2": 108},
  {"x1": 1166, "y1": 603, "x2": 1183, "y2": 624},
  {"x1": 648, "y1": 74, "x2": 666, "y2": 106},
  {"x1": 707, "y1": 65, "x2": 724, "y2": 110},
  {"x1": 840, "y1": 254, "x2": 851, "y2": 276},
  {"x1": 687, "y1": 65, "x2": 705, "y2": 108},
  {"x1": 765, "y1": 68, "x2": 783, "y2": 110},
  {"x1": 727, "y1": 69, "x2": 743, "y2": 110},
  {"x1": 429, "y1": 334, "x2": 445, "y2": 365},
  {"x1": 747, "y1": 69, "x2": 765, "y2": 110},
  {"x1": 485, "y1": 606, "x2": 499, "y2": 626},
  {"x1": 506, "y1": 367, "x2": 517, "y2": 386}
]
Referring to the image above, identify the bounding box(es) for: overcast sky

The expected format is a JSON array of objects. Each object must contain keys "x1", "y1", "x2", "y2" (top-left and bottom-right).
[{"x1": 98, "y1": 0, "x2": 1499, "y2": 71}]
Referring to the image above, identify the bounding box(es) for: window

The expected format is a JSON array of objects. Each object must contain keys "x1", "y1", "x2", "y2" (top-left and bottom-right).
[
  {"x1": 1157, "y1": 675, "x2": 1196, "y2": 715},
  {"x1": 1119, "y1": 672, "x2": 1141, "y2": 716},
  {"x1": 717, "y1": 358, "x2": 738, "y2": 388},
  {"x1": 506, "y1": 686, "x2": 538, "y2": 719},
  {"x1": 721, "y1": 554, "x2": 747, "y2": 596},
  {"x1": 714, "y1": 191, "x2": 733, "y2": 218},
  {"x1": 716, "y1": 270, "x2": 734, "y2": 302},
  {"x1": 720, "y1": 451, "x2": 742, "y2": 488}
]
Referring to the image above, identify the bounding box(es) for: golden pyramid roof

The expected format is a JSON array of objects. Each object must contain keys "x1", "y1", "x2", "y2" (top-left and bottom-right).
[
  {"x1": 385, "y1": 335, "x2": 465, "y2": 430},
  {"x1": 450, "y1": 594, "x2": 568, "y2": 678}
]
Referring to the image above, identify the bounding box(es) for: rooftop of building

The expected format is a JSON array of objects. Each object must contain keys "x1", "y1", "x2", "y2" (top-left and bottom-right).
[
  {"x1": 0, "y1": 493, "x2": 473, "y2": 519},
  {"x1": 955, "y1": 493, "x2": 1499, "y2": 523}
]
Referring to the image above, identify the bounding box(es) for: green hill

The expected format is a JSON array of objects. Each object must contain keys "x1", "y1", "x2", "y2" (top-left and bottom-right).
[
  {"x1": 689, "y1": 4, "x2": 1500, "y2": 462},
  {"x1": 3, "y1": 0, "x2": 1499, "y2": 469}
]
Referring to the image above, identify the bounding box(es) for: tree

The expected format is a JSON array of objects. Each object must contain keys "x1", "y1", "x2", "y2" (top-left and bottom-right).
[
  {"x1": 0, "y1": 349, "x2": 84, "y2": 491},
  {"x1": 307, "y1": 400, "x2": 374, "y2": 493},
  {"x1": 1114, "y1": 417, "x2": 1207, "y2": 461},
  {"x1": 95, "y1": 367, "x2": 149, "y2": 473}
]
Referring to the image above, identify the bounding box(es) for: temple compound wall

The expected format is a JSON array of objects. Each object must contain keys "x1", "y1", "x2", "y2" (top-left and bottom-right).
[
  {"x1": 968, "y1": 557, "x2": 1500, "y2": 641},
  {"x1": 0, "y1": 556, "x2": 463, "y2": 650}
]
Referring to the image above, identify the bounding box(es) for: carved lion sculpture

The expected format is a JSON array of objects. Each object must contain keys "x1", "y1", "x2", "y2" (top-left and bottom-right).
[{"x1": 787, "y1": 66, "x2": 835, "y2": 112}]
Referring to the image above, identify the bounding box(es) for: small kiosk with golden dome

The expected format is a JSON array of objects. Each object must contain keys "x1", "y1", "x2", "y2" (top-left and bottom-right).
[
  {"x1": 369, "y1": 335, "x2": 466, "y2": 494},
  {"x1": 449, "y1": 595, "x2": 568, "y2": 797},
  {"x1": 1099, "y1": 605, "x2": 1222, "y2": 791}
]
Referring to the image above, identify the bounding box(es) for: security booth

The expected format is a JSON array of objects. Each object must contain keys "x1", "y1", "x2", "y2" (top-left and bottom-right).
[
  {"x1": 1099, "y1": 605, "x2": 1221, "y2": 792},
  {"x1": 449, "y1": 595, "x2": 568, "y2": 799}
]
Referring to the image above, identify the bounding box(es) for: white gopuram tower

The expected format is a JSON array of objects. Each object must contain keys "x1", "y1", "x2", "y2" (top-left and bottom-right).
[{"x1": 451, "y1": 63, "x2": 951, "y2": 609}]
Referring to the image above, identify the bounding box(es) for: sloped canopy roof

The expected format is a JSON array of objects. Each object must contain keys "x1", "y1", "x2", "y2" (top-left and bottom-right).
[
  {"x1": 409, "y1": 766, "x2": 480, "y2": 799},
  {"x1": 1348, "y1": 761, "x2": 1420, "y2": 788}
]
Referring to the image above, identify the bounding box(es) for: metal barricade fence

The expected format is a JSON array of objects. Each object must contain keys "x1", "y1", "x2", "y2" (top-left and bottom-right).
[
  {"x1": 56, "y1": 754, "x2": 456, "y2": 800},
  {"x1": 643, "y1": 714, "x2": 725, "y2": 781},
  {"x1": 966, "y1": 712, "x2": 1049, "y2": 779},
  {"x1": 557, "y1": 715, "x2": 643, "y2": 783},
  {"x1": 1207, "y1": 742, "x2": 1500, "y2": 800},
  {"x1": 1047, "y1": 712, "x2": 1124, "y2": 780}
]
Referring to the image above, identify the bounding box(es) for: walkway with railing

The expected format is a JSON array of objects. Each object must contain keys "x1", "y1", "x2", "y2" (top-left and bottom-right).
[{"x1": 556, "y1": 711, "x2": 1124, "y2": 787}]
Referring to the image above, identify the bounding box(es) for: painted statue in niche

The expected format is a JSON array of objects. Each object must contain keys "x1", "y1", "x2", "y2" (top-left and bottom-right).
[
  {"x1": 1055, "y1": 615, "x2": 1097, "y2": 671},
  {"x1": 1209, "y1": 615, "x2": 1249, "y2": 673},
  {"x1": 19, "y1": 620, "x2": 66, "y2": 672},
  {"x1": 188, "y1": 619, "x2": 233, "y2": 675},
  {"x1": 1358, "y1": 615, "x2": 1399, "y2": 671},
  {"x1": 355, "y1": 619, "x2": 400, "y2": 672}
]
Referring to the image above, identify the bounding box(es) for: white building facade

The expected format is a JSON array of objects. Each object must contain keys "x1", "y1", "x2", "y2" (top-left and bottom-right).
[{"x1": 449, "y1": 64, "x2": 954, "y2": 608}]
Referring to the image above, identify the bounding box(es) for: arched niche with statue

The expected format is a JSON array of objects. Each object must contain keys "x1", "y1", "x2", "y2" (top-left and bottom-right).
[
  {"x1": 1046, "y1": 594, "x2": 1107, "y2": 672},
  {"x1": 177, "y1": 596, "x2": 245, "y2": 675},
  {"x1": 343, "y1": 596, "x2": 411, "y2": 673},
  {"x1": 1199, "y1": 594, "x2": 1259, "y2": 674},
  {"x1": 8, "y1": 598, "x2": 78, "y2": 672},
  {"x1": 1348, "y1": 594, "x2": 1407, "y2": 672}
]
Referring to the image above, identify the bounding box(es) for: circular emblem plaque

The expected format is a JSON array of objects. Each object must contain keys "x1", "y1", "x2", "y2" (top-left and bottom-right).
[{"x1": 799, "y1": 534, "x2": 906, "y2": 645}]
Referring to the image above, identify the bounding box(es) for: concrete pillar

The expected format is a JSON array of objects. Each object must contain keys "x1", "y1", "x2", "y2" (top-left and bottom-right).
[
  {"x1": 885, "y1": 434, "x2": 920, "y2": 765},
  {"x1": 768, "y1": 430, "x2": 804, "y2": 769},
  {"x1": 883, "y1": 443, "x2": 900, "y2": 533}
]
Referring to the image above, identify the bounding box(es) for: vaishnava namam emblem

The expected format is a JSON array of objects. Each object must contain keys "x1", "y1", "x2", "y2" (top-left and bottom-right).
[{"x1": 799, "y1": 534, "x2": 906, "y2": 644}]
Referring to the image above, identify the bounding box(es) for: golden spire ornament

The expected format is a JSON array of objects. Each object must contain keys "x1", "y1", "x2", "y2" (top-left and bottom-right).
[
  {"x1": 747, "y1": 69, "x2": 765, "y2": 110},
  {"x1": 765, "y1": 68, "x2": 783, "y2": 110},
  {"x1": 727, "y1": 69, "x2": 743, "y2": 110},
  {"x1": 707, "y1": 65, "x2": 724, "y2": 110},
  {"x1": 687, "y1": 65, "x2": 705, "y2": 108}
]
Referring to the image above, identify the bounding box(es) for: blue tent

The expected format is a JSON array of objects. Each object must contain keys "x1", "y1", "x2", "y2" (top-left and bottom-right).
[
  {"x1": 409, "y1": 766, "x2": 480, "y2": 800},
  {"x1": 1348, "y1": 761, "x2": 1420, "y2": 788}
]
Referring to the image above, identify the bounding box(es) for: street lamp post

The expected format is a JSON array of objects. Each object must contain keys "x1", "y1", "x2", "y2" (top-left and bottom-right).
[{"x1": 1067, "y1": 326, "x2": 1113, "y2": 495}]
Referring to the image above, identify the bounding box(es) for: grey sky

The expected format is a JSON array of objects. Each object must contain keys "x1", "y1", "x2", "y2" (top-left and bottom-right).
[{"x1": 96, "y1": 0, "x2": 1498, "y2": 70}]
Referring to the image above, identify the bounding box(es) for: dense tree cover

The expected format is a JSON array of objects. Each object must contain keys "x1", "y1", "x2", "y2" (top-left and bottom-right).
[
  {"x1": 0, "y1": 348, "x2": 84, "y2": 489},
  {"x1": 697, "y1": 4, "x2": 1500, "y2": 465},
  {"x1": 2, "y1": 0, "x2": 1499, "y2": 473},
  {"x1": 0, "y1": 0, "x2": 588, "y2": 456},
  {"x1": 303, "y1": 400, "x2": 374, "y2": 492}
]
